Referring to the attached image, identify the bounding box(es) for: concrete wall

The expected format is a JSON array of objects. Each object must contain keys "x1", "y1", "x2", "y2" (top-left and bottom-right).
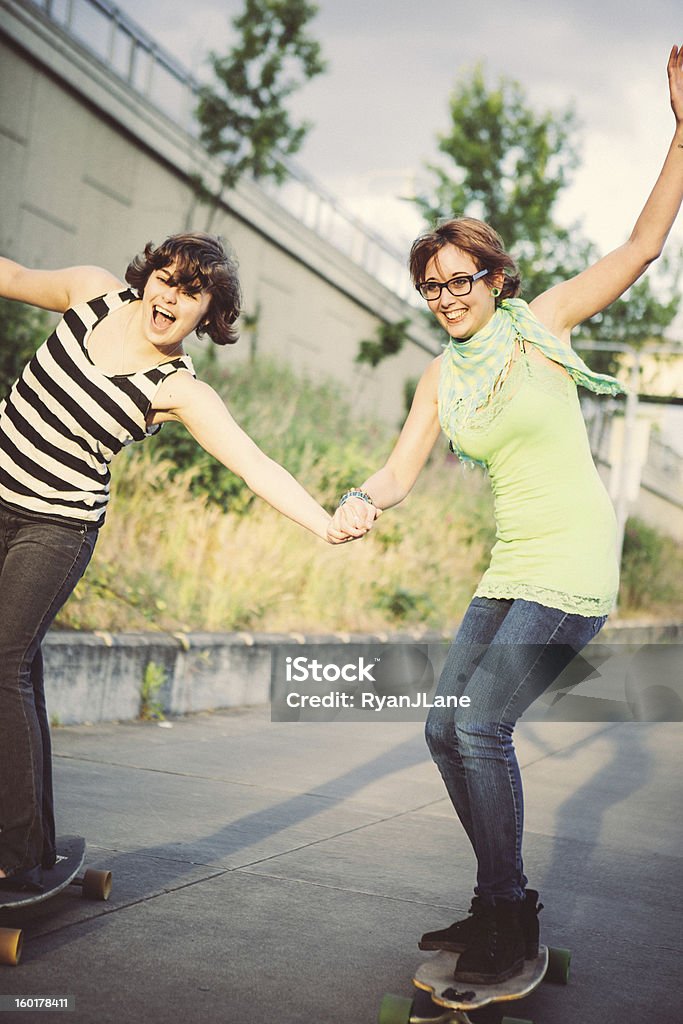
[
  {"x1": 634, "y1": 485, "x2": 683, "y2": 542},
  {"x1": 0, "y1": 0, "x2": 438, "y2": 425},
  {"x1": 635, "y1": 436, "x2": 683, "y2": 541},
  {"x1": 43, "y1": 631, "x2": 274, "y2": 725},
  {"x1": 43, "y1": 623, "x2": 683, "y2": 726}
]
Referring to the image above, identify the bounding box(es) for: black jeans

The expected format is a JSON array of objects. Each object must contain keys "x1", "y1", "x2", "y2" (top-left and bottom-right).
[{"x1": 0, "y1": 502, "x2": 97, "y2": 876}]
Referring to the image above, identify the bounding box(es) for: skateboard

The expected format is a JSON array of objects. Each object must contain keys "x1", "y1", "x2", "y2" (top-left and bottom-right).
[
  {"x1": 379, "y1": 944, "x2": 570, "y2": 1024},
  {"x1": 0, "y1": 836, "x2": 112, "y2": 966}
]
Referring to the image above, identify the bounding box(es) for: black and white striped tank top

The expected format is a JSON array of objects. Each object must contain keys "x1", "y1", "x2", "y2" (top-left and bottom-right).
[{"x1": 0, "y1": 289, "x2": 195, "y2": 526}]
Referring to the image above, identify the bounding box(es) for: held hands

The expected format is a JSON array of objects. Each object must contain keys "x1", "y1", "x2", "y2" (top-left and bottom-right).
[
  {"x1": 668, "y1": 44, "x2": 683, "y2": 124},
  {"x1": 327, "y1": 493, "x2": 382, "y2": 544}
]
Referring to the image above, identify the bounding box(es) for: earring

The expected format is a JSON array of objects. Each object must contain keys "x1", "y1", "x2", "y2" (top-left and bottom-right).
[{"x1": 491, "y1": 287, "x2": 501, "y2": 298}]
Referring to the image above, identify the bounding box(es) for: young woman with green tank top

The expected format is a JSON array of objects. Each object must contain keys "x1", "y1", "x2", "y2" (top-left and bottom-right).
[{"x1": 327, "y1": 45, "x2": 683, "y2": 985}]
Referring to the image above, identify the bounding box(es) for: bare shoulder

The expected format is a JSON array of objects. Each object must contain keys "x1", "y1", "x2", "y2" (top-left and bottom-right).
[
  {"x1": 418, "y1": 353, "x2": 443, "y2": 395},
  {"x1": 67, "y1": 266, "x2": 126, "y2": 305},
  {"x1": 400, "y1": 353, "x2": 441, "y2": 422},
  {"x1": 152, "y1": 370, "x2": 214, "y2": 414}
]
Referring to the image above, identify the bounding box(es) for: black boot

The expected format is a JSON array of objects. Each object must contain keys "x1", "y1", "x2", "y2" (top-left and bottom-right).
[
  {"x1": 520, "y1": 888, "x2": 543, "y2": 959},
  {"x1": 453, "y1": 900, "x2": 525, "y2": 984},
  {"x1": 418, "y1": 897, "x2": 485, "y2": 952}
]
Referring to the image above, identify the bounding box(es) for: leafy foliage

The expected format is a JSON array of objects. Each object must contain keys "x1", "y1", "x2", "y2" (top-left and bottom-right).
[
  {"x1": 0, "y1": 298, "x2": 51, "y2": 400},
  {"x1": 140, "y1": 661, "x2": 167, "y2": 721},
  {"x1": 414, "y1": 64, "x2": 585, "y2": 299},
  {"x1": 578, "y1": 254, "x2": 683, "y2": 374},
  {"x1": 403, "y1": 375, "x2": 419, "y2": 415},
  {"x1": 144, "y1": 355, "x2": 387, "y2": 513},
  {"x1": 356, "y1": 318, "x2": 411, "y2": 367},
  {"x1": 371, "y1": 583, "x2": 435, "y2": 622},
  {"x1": 195, "y1": 0, "x2": 326, "y2": 194},
  {"x1": 619, "y1": 516, "x2": 682, "y2": 611},
  {"x1": 414, "y1": 64, "x2": 681, "y2": 355}
]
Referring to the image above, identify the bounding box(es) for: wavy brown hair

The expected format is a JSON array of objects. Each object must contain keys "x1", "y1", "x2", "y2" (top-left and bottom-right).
[
  {"x1": 126, "y1": 232, "x2": 242, "y2": 346},
  {"x1": 409, "y1": 218, "x2": 521, "y2": 303}
]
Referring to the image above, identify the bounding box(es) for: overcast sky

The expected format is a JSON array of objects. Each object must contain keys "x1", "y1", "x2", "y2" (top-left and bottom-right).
[{"x1": 114, "y1": 0, "x2": 682, "y2": 268}]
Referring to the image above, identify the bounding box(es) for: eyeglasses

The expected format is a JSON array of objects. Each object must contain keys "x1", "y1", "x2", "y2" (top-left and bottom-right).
[{"x1": 417, "y1": 268, "x2": 489, "y2": 301}]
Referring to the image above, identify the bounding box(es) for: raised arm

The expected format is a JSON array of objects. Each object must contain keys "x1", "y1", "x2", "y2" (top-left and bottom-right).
[
  {"x1": 152, "y1": 372, "x2": 331, "y2": 541},
  {"x1": 531, "y1": 45, "x2": 683, "y2": 337},
  {"x1": 0, "y1": 256, "x2": 122, "y2": 313},
  {"x1": 327, "y1": 356, "x2": 443, "y2": 541}
]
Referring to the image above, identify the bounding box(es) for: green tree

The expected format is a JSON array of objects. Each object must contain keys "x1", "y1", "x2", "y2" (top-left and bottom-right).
[
  {"x1": 356, "y1": 318, "x2": 411, "y2": 368},
  {"x1": 581, "y1": 256, "x2": 682, "y2": 375},
  {"x1": 193, "y1": 0, "x2": 326, "y2": 222},
  {"x1": 414, "y1": 64, "x2": 588, "y2": 299},
  {"x1": 414, "y1": 64, "x2": 681, "y2": 362},
  {"x1": 0, "y1": 298, "x2": 51, "y2": 400},
  {"x1": 593, "y1": 264, "x2": 681, "y2": 344}
]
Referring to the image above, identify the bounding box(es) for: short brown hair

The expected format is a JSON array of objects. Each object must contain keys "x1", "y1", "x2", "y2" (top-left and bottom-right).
[
  {"x1": 409, "y1": 218, "x2": 521, "y2": 302},
  {"x1": 126, "y1": 232, "x2": 242, "y2": 346}
]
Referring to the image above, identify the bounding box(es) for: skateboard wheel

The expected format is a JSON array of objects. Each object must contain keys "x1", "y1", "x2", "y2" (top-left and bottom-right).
[
  {"x1": 545, "y1": 946, "x2": 571, "y2": 985},
  {"x1": 81, "y1": 869, "x2": 112, "y2": 901},
  {"x1": 378, "y1": 993, "x2": 413, "y2": 1024},
  {"x1": 0, "y1": 927, "x2": 23, "y2": 967}
]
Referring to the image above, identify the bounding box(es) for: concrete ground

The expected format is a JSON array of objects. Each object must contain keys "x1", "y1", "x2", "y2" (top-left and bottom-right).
[{"x1": 0, "y1": 708, "x2": 680, "y2": 1023}]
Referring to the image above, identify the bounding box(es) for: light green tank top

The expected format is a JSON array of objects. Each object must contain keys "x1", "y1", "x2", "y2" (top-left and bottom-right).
[{"x1": 451, "y1": 340, "x2": 619, "y2": 616}]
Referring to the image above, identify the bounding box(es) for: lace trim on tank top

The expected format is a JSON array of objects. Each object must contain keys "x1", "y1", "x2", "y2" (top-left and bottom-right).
[{"x1": 475, "y1": 581, "x2": 614, "y2": 617}]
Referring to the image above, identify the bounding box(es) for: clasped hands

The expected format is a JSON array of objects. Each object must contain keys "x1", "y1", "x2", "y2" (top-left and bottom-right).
[{"x1": 327, "y1": 495, "x2": 382, "y2": 544}]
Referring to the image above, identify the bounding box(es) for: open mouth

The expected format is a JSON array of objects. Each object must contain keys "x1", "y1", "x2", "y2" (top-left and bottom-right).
[
  {"x1": 444, "y1": 309, "x2": 468, "y2": 324},
  {"x1": 153, "y1": 305, "x2": 176, "y2": 328}
]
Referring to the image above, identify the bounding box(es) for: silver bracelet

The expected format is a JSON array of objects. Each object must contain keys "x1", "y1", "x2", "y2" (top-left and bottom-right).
[{"x1": 339, "y1": 489, "x2": 374, "y2": 507}]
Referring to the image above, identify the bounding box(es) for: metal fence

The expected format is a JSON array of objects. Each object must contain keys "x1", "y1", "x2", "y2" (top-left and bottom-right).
[{"x1": 27, "y1": 0, "x2": 416, "y2": 301}]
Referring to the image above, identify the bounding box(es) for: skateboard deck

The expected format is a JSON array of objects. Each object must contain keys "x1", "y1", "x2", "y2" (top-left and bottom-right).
[
  {"x1": 414, "y1": 945, "x2": 549, "y2": 1011},
  {"x1": 0, "y1": 836, "x2": 112, "y2": 965},
  {"x1": 0, "y1": 836, "x2": 86, "y2": 910},
  {"x1": 380, "y1": 943, "x2": 570, "y2": 1024}
]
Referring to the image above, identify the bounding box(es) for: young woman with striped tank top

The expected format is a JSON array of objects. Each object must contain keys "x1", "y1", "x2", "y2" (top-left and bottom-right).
[
  {"x1": 0, "y1": 232, "x2": 346, "y2": 889},
  {"x1": 329, "y1": 46, "x2": 683, "y2": 984}
]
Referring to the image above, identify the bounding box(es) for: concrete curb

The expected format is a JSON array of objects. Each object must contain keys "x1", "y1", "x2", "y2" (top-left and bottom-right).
[{"x1": 43, "y1": 620, "x2": 683, "y2": 726}]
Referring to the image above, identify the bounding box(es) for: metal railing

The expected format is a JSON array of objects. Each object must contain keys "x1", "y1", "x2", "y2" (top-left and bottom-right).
[{"x1": 26, "y1": 0, "x2": 416, "y2": 302}]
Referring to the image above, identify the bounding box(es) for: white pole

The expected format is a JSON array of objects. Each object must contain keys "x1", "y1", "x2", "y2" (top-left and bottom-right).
[{"x1": 614, "y1": 352, "x2": 642, "y2": 571}]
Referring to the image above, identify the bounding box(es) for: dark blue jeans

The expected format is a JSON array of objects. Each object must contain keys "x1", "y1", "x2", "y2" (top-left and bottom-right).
[
  {"x1": 0, "y1": 502, "x2": 97, "y2": 877},
  {"x1": 425, "y1": 596, "x2": 607, "y2": 904}
]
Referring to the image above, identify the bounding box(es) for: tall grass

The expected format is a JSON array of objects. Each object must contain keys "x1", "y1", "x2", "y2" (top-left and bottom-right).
[
  {"x1": 55, "y1": 358, "x2": 682, "y2": 633},
  {"x1": 59, "y1": 446, "x2": 494, "y2": 634},
  {"x1": 619, "y1": 517, "x2": 683, "y2": 616}
]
